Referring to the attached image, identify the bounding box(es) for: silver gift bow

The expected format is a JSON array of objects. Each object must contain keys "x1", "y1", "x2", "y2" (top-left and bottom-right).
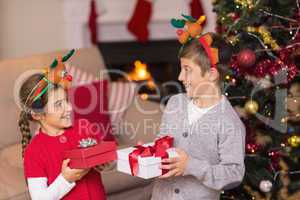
[{"x1": 78, "y1": 137, "x2": 98, "y2": 148}]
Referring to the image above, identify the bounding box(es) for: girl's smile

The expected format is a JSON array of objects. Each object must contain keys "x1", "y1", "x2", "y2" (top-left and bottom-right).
[{"x1": 33, "y1": 87, "x2": 73, "y2": 136}]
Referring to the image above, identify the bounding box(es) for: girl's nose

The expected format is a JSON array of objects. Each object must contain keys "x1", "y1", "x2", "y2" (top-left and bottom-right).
[{"x1": 66, "y1": 101, "x2": 72, "y2": 112}]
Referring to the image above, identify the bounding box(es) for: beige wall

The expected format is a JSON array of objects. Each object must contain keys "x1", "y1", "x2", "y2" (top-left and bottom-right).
[
  {"x1": 0, "y1": 0, "x2": 216, "y2": 60},
  {"x1": 0, "y1": 0, "x2": 65, "y2": 60}
]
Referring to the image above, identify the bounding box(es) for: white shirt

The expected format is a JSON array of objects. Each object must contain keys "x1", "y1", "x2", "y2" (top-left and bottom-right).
[
  {"x1": 27, "y1": 174, "x2": 75, "y2": 200},
  {"x1": 187, "y1": 97, "x2": 222, "y2": 125}
]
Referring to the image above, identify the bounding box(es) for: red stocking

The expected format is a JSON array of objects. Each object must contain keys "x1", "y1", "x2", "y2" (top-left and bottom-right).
[
  {"x1": 127, "y1": 0, "x2": 153, "y2": 43},
  {"x1": 190, "y1": 0, "x2": 206, "y2": 26},
  {"x1": 88, "y1": 0, "x2": 98, "y2": 44}
]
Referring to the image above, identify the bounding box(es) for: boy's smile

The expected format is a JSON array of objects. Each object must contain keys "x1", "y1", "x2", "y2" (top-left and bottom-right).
[{"x1": 178, "y1": 58, "x2": 211, "y2": 98}]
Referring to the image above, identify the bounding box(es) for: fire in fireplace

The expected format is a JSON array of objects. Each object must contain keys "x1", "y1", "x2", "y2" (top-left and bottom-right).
[{"x1": 98, "y1": 40, "x2": 184, "y2": 102}]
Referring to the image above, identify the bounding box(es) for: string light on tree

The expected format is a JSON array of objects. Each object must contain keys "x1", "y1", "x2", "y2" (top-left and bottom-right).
[
  {"x1": 227, "y1": 35, "x2": 239, "y2": 45},
  {"x1": 234, "y1": 0, "x2": 254, "y2": 9}
]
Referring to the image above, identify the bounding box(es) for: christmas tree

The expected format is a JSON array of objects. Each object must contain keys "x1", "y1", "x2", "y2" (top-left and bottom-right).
[{"x1": 213, "y1": 0, "x2": 300, "y2": 199}]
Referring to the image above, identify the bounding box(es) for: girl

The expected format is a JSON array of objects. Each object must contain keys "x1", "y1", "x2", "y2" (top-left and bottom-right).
[
  {"x1": 18, "y1": 53, "x2": 108, "y2": 200},
  {"x1": 151, "y1": 31, "x2": 246, "y2": 199}
]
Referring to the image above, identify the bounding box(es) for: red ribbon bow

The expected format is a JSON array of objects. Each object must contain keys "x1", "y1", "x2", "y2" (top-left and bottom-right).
[{"x1": 128, "y1": 136, "x2": 173, "y2": 176}]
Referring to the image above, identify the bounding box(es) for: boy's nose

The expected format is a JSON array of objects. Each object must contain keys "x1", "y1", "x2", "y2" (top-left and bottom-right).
[{"x1": 178, "y1": 70, "x2": 185, "y2": 82}]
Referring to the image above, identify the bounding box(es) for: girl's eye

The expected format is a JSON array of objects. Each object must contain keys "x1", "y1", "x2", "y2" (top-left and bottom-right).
[{"x1": 55, "y1": 102, "x2": 63, "y2": 108}]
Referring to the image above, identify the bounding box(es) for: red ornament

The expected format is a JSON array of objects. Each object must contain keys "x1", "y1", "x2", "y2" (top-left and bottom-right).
[
  {"x1": 237, "y1": 49, "x2": 256, "y2": 67},
  {"x1": 230, "y1": 56, "x2": 250, "y2": 75},
  {"x1": 231, "y1": 46, "x2": 298, "y2": 82}
]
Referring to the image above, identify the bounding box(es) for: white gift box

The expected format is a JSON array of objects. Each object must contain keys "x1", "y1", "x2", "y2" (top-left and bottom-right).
[{"x1": 117, "y1": 143, "x2": 178, "y2": 179}]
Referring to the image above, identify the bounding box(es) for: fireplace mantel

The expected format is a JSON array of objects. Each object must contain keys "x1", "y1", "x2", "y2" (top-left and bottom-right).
[{"x1": 63, "y1": 0, "x2": 216, "y2": 49}]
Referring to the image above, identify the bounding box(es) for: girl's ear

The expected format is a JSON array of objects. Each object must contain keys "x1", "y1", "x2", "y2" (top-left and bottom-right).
[
  {"x1": 208, "y1": 68, "x2": 219, "y2": 82},
  {"x1": 31, "y1": 111, "x2": 44, "y2": 121}
]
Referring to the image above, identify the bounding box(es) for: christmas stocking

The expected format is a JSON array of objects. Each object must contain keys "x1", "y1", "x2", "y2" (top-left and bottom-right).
[
  {"x1": 189, "y1": 0, "x2": 206, "y2": 26},
  {"x1": 88, "y1": 0, "x2": 98, "y2": 44},
  {"x1": 127, "y1": 0, "x2": 153, "y2": 43}
]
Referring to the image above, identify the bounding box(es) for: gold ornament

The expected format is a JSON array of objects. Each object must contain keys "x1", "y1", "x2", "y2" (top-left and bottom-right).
[
  {"x1": 244, "y1": 100, "x2": 259, "y2": 114},
  {"x1": 288, "y1": 135, "x2": 300, "y2": 148}
]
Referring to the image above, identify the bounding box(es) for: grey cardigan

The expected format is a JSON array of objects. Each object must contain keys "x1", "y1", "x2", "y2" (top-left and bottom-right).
[{"x1": 151, "y1": 94, "x2": 245, "y2": 200}]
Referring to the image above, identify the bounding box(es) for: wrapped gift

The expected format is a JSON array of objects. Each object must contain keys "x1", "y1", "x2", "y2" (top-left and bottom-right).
[
  {"x1": 117, "y1": 136, "x2": 177, "y2": 179},
  {"x1": 64, "y1": 138, "x2": 117, "y2": 169}
]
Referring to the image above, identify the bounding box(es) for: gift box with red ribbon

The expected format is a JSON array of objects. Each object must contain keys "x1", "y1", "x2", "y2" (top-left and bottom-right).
[
  {"x1": 64, "y1": 138, "x2": 117, "y2": 169},
  {"x1": 117, "y1": 136, "x2": 177, "y2": 179}
]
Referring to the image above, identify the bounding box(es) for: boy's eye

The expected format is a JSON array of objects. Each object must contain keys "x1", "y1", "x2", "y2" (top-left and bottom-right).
[{"x1": 185, "y1": 67, "x2": 191, "y2": 72}]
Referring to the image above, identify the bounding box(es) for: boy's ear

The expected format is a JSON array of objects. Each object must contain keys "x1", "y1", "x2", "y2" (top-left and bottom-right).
[
  {"x1": 31, "y1": 111, "x2": 44, "y2": 121},
  {"x1": 208, "y1": 68, "x2": 219, "y2": 82}
]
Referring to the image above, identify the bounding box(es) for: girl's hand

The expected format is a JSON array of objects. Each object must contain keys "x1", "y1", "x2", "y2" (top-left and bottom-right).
[
  {"x1": 159, "y1": 148, "x2": 189, "y2": 179},
  {"x1": 61, "y1": 159, "x2": 90, "y2": 183},
  {"x1": 94, "y1": 161, "x2": 116, "y2": 173}
]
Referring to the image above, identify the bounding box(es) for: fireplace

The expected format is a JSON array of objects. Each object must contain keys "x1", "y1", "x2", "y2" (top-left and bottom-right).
[
  {"x1": 98, "y1": 40, "x2": 184, "y2": 102},
  {"x1": 62, "y1": 0, "x2": 216, "y2": 102}
]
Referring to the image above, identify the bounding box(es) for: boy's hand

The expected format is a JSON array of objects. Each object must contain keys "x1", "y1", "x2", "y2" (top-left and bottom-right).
[
  {"x1": 159, "y1": 148, "x2": 189, "y2": 179},
  {"x1": 61, "y1": 159, "x2": 90, "y2": 183}
]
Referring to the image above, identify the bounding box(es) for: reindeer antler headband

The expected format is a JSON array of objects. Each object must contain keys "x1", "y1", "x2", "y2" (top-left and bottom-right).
[
  {"x1": 171, "y1": 14, "x2": 219, "y2": 68},
  {"x1": 24, "y1": 49, "x2": 75, "y2": 108}
]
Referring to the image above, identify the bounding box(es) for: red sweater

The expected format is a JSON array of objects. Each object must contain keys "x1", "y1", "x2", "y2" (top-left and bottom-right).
[{"x1": 24, "y1": 120, "x2": 107, "y2": 200}]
